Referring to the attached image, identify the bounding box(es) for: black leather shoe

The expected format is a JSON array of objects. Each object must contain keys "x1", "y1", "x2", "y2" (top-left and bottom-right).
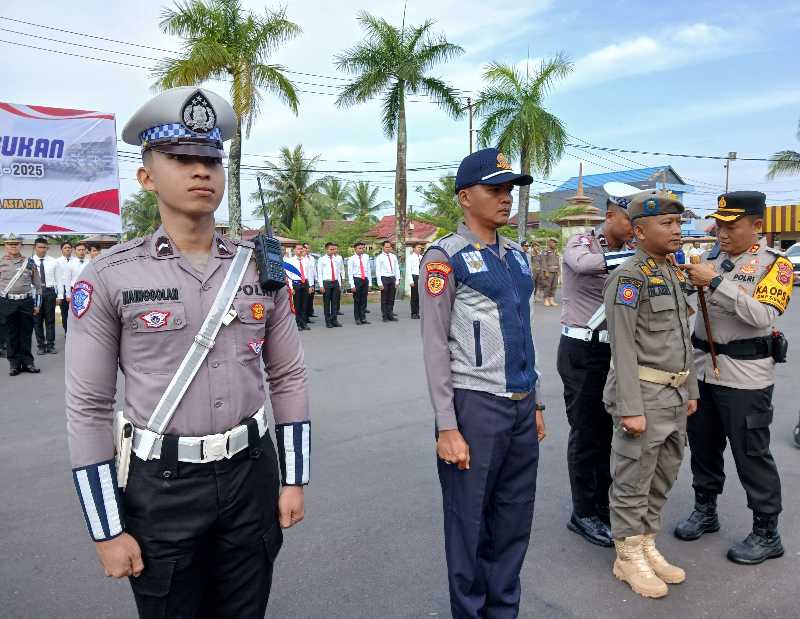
[
  {"x1": 411, "y1": 314, "x2": 420, "y2": 319},
  {"x1": 21, "y1": 364, "x2": 41, "y2": 373},
  {"x1": 365, "y1": 309, "x2": 371, "y2": 313},
  {"x1": 382, "y1": 317, "x2": 390, "y2": 322},
  {"x1": 355, "y1": 319, "x2": 363, "y2": 325},
  {"x1": 332, "y1": 321, "x2": 343, "y2": 327},
  {"x1": 727, "y1": 514, "x2": 784, "y2": 565},
  {"x1": 47, "y1": 346, "x2": 57, "y2": 354},
  {"x1": 674, "y1": 492, "x2": 720, "y2": 541},
  {"x1": 9, "y1": 367, "x2": 20, "y2": 376},
  {"x1": 0, "y1": 348, "x2": 6, "y2": 358},
  {"x1": 37, "y1": 347, "x2": 46, "y2": 355},
  {"x1": 596, "y1": 506, "x2": 611, "y2": 528},
  {"x1": 361, "y1": 320, "x2": 371, "y2": 325},
  {"x1": 567, "y1": 513, "x2": 613, "y2": 547},
  {"x1": 303, "y1": 325, "x2": 312, "y2": 331},
  {"x1": 389, "y1": 316, "x2": 399, "y2": 322},
  {"x1": 326, "y1": 323, "x2": 334, "y2": 328}
]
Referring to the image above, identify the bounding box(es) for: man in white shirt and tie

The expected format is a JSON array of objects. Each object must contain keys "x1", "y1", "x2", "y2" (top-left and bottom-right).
[
  {"x1": 408, "y1": 242, "x2": 424, "y2": 319},
  {"x1": 375, "y1": 240, "x2": 401, "y2": 322},
  {"x1": 303, "y1": 242, "x2": 318, "y2": 321},
  {"x1": 347, "y1": 241, "x2": 372, "y2": 325},
  {"x1": 317, "y1": 242, "x2": 344, "y2": 328},
  {"x1": 287, "y1": 243, "x2": 312, "y2": 331},
  {"x1": 32, "y1": 237, "x2": 59, "y2": 354},
  {"x1": 54, "y1": 241, "x2": 76, "y2": 333}
]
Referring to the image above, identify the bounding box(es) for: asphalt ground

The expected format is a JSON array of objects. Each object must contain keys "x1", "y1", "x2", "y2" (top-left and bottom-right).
[{"x1": 1, "y1": 294, "x2": 798, "y2": 618}]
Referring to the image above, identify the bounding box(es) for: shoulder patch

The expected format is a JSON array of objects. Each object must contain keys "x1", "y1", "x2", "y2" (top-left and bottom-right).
[
  {"x1": 425, "y1": 260, "x2": 452, "y2": 297},
  {"x1": 230, "y1": 237, "x2": 255, "y2": 249},
  {"x1": 754, "y1": 257, "x2": 793, "y2": 314},
  {"x1": 615, "y1": 276, "x2": 643, "y2": 308},
  {"x1": 71, "y1": 280, "x2": 94, "y2": 318}
]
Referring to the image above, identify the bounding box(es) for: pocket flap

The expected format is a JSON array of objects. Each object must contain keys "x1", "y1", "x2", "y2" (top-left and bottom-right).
[
  {"x1": 612, "y1": 428, "x2": 643, "y2": 460},
  {"x1": 130, "y1": 558, "x2": 176, "y2": 598},
  {"x1": 123, "y1": 303, "x2": 186, "y2": 333},
  {"x1": 746, "y1": 409, "x2": 774, "y2": 429},
  {"x1": 262, "y1": 522, "x2": 284, "y2": 563}
]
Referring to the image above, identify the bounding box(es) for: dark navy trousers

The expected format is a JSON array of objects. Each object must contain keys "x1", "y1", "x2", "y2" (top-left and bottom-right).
[{"x1": 438, "y1": 389, "x2": 539, "y2": 619}]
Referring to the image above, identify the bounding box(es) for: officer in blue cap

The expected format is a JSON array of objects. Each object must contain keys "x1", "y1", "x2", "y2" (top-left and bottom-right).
[{"x1": 420, "y1": 147, "x2": 546, "y2": 617}]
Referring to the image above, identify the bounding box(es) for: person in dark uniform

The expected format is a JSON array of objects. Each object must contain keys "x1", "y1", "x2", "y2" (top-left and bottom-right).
[
  {"x1": 421, "y1": 148, "x2": 546, "y2": 618},
  {"x1": 32, "y1": 237, "x2": 59, "y2": 354},
  {"x1": 0, "y1": 234, "x2": 42, "y2": 375},
  {"x1": 676, "y1": 191, "x2": 793, "y2": 564},
  {"x1": 66, "y1": 87, "x2": 310, "y2": 618},
  {"x1": 556, "y1": 181, "x2": 637, "y2": 547}
]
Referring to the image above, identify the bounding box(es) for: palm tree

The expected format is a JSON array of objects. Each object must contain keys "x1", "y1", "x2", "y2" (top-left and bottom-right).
[
  {"x1": 767, "y1": 119, "x2": 800, "y2": 179},
  {"x1": 251, "y1": 145, "x2": 325, "y2": 233},
  {"x1": 154, "y1": 0, "x2": 301, "y2": 239},
  {"x1": 344, "y1": 181, "x2": 391, "y2": 222},
  {"x1": 317, "y1": 177, "x2": 352, "y2": 220},
  {"x1": 122, "y1": 190, "x2": 162, "y2": 240},
  {"x1": 475, "y1": 54, "x2": 573, "y2": 242},
  {"x1": 416, "y1": 175, "x2": 460, "y2": 232},
  {"x1": 335, "y1": 11, "x2": 464, "y2": 269}
]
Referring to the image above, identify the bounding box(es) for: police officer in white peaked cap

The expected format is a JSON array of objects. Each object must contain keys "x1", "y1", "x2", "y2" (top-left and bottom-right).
[{"x1": 66, "y1": 86, "x2": 310, "y2": 618}]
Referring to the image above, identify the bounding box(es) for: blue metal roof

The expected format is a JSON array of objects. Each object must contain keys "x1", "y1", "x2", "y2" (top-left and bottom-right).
[{"x1": 554, "y1": 166, "x2": 673, "y2": 192}]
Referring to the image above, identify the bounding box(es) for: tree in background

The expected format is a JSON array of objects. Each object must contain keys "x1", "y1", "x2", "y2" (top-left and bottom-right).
[
  {"x1": 767, "y1": 118, "x2": 800, "y2": 179},
  {"x1": 154, "y1": 0, "x2": 301, "y2": 239},
  {"x1": 415, "y1": 175, "x2": 460, "y2": 233},
  {"x1": 335, "y1": 11, "x2": 464, "y2": 271},
  {"x1": 251, "y1": 145, "x2": 325, "y2": 234},
  {"x1": 121, "y1": 189, "x2": 161, "y2": 240},
  {"x1": 344, "y1": 180, "x2": 391, "y2": 222},
  {"x1": 318, "y1": 177, "x2": 352, "y2": 220},
  {"x1": 475, "y1": 54, "x2": 573, "y2": 242}
]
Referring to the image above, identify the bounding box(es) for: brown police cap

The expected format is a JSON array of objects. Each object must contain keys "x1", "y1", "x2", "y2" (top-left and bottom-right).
[{"x1": 626, "y1": 189, "x2": 684, "y2": 221}]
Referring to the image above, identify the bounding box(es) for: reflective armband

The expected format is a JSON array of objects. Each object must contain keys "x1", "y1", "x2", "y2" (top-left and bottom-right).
[
  {"x1": 275, "y1": 421, "x2": 311, "y2": 485},
  {"x1": 604, "y1": 249, "x2": 636, "y2": 272},
  {"x1": 72, "y1": 459, "x2": 125, "y2": 542}
]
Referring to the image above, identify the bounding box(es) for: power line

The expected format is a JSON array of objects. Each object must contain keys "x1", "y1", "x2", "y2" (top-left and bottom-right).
[{"x1": 565, "y1": 141, "x2": 788, "y2": 163}]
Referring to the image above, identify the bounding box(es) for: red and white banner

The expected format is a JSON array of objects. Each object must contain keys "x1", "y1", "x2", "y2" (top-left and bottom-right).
[{"x1": 0, "y1": 102, "x2": 120, "y2": 234}]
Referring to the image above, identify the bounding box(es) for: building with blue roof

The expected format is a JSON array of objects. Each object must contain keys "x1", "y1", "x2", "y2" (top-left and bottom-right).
[{"x1": 539, "y1": 166, "x2": 696, "y2": 230}]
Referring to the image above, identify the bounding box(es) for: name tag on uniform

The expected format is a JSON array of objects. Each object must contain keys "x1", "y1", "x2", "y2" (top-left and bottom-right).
[{"x1": 462, "y1": 251, "x2": 488, "y2": 274}]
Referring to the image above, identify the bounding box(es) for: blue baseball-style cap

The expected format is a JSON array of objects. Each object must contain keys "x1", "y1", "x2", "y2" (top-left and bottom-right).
[{"x1": 454, "y1": 148, "x2": 534, "y2": 193}]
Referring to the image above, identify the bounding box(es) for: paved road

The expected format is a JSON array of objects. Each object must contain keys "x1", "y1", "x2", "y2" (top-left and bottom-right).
[{"x1": 1, "y1": 295, "x2": 798, "y2": 618}]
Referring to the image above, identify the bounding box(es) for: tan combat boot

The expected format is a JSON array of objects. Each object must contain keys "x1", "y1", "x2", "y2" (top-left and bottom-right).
[
  {"x1": 549, "y1": 297, "x2": 559, "y2": 306},
  {"x1": 542, "y1": 297, "x2": 551, "y2": 306},
  {"x1": 613, "y1": 536, "x2": 669, "y2": 599},
  {"x1": 642, "y1": 534, "x2": 686, "y2": 584}
]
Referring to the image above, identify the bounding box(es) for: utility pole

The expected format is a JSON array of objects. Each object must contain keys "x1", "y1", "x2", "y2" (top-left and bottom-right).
[
  {"x1": 724, "y1": 151, "x2": 737, "y2": 193},
  {"x1": 467, "y1": 97, "x2": 474, "y2": 153}
]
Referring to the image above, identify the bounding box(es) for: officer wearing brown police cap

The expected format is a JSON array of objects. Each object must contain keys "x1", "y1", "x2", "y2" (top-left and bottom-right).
[{"x1": 676, "y1": 191, "x2": 792, "y2": 565}]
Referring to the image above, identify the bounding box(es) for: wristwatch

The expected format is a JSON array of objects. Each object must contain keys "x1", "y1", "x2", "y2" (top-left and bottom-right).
[
  {"x1": 535, "y1": 404, "x2": 546, "y2": 412},
  {"x1": 709, "y1": 275, "x2": 723, "y2": 290}
]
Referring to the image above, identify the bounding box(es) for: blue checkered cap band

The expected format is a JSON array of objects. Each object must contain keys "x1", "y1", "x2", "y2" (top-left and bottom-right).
[{"x1": 140, "y1": 123, "x2": 222, "y2": 145}]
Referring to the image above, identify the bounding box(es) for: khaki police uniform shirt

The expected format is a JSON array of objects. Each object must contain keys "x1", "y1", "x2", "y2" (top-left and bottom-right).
[
  {"x1": 1, "y1": 254, "x2": 42, "y2": 295},
  {"x1": 542, "y1": 249, "x2": 560, "y2": 275},
  {"x1": 694, "y1": 237, "x2": 793, "y2": 389},
  {"x1": 603, "y1": 248, "x2": 699, "y2": 417},
  {"x1": 65, "y1": 226, "x2": 309, "y2": 468},
  {"x1": 560, "y1": 226, "x2": 616, "y2": 328}
]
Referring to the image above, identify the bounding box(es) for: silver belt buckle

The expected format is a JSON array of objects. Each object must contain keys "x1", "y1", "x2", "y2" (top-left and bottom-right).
[
  {"x1": 202, "y1": 432, "x2": 230, "y2": 461},
  {"x1": 509, "y1": 392, "x2": 529, "y2": 401}
]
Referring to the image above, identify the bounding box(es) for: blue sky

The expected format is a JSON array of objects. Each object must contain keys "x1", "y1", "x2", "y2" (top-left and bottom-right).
[{"x1": 2, "y1": 0, "x2": 799, "y2": 228}]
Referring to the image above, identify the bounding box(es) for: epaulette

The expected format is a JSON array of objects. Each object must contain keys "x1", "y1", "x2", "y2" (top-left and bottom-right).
[
  {"x1": 92, "y1": 237, "x2": 146, "y2": 272},
  {"x1": 501, "y1": 235, "x2": 523, "y2": 252},
  {"x1": 230, "y1": 237, "x2": 255, "y2": 249},
  {"x1": 765, "y1": 245, "x2": 785, "y2": 257}
]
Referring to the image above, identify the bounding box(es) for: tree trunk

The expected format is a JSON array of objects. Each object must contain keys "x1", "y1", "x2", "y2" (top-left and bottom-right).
[
  {"x1": 517, "y1": 145, "x2": 532, "y2": 243},
  {"x1": 227, "y1": 118, "x2": 243, "y2": 239},
  {"x1": 394, "y1": 91, "x2": 408, "y2": 297}
]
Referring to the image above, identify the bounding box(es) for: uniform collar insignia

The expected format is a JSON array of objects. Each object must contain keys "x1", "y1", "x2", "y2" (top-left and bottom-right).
[
  {"x1": 182, "y1": 90, "x2": 217, "y2": 134},
  {"x1": 216, "y1": 237, "x2": 233, "y2": 256},
  {"x1": 155, "y1": 236, "x2": 174, "y2": 257},
  {"x1": 749, "y1": 242, "x2": 760, "y2": 254}
]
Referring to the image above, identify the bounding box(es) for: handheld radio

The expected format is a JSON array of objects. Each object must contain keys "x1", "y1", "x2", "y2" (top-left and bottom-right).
[{"x1": 253, "y1": 177, "x2": 287, "y2": 292}]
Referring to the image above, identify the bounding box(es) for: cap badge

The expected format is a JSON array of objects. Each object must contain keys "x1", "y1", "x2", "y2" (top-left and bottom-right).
[
  {"x1": 718, "y1": 196, "x2": 727, "y2": 209},
  {"x1": 496, "y1": 152, "x2": 512, "y2": 171},
  {"x1": 644, "y1": 198, "x2": 658, "y2": 214},
  {"x1": 182, "y1": 91, "x2": 217, "y2": 134}
]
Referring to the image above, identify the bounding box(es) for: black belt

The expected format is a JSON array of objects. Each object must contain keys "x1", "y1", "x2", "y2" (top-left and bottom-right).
[{"x1": 692, "y1": 334, "x2": 773, "y2": 360}]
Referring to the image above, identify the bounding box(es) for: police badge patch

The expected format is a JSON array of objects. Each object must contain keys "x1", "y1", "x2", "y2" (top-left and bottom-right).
[
  {"x1": 182, "y1": 91, "x2": 216, "y2": 133},
  {"x1": 250, "y1": 303, "x2": 265, "y2": 320},
  {"x1": 71, "y1": 280, "x2": 93, "y2": 318},
  {"x1": 139, "y1": 310, "x2": 171, "y2": 329},
  {"x1": 425, "y1": 261, "x2": 453, "y2": 297},
  {"x1": 248, "y1": 338, "x2": 264, "y2": 355},
  {"x1": 615, "y1": 276, "x2": 642, "y2": 308},
  {"x1": 462, "y1": 250, "x2": 488, "y2": 274}
]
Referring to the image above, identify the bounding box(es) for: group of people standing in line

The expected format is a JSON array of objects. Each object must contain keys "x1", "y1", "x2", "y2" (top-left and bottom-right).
[
  {"x1": 0, "y1": 235, "x2": 97, "y2": 375},
  {"x1": 283, "y1": 238, "x2": 425, "y2": 330}
]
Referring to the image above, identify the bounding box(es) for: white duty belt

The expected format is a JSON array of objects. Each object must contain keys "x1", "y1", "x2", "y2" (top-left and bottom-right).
[
  {"x1": 135, "y1": 246, "x2": 253, "y2": 460},
  {"x1": 561, "y1": 325, "x2": 609, "y2": 344}
]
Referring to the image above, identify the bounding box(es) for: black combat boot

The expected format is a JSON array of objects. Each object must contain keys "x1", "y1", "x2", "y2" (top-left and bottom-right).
[
  {"x1": 674, "y1": 492, "x2": 720, "y2": 541},
  {"x1": 727, "y1": 513, "x2": 784, "y2": 565}
]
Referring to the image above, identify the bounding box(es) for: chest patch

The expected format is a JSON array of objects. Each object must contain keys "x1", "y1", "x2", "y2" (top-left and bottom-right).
[
  {"x1": 462, "y1": 250, "x2": 488, "y2": 274},
  {"x1": 615, "y1": 276, "x2": 642, "y2": 308},
  {"x1": 250, "y1": 303, "x2": 265, "y2": 320},
  {"x1": 122, "y1": 288, "x2": 179, "y2": 305},
  {"x1": 248, "y1": 338, "x2": 264, "y2": 355},
  {"x1": 139, "y1": 310, "x2": 171, "y2": 329},
  {"x1": 71, "y1": 280, "x2": 93, "y2": 318}
]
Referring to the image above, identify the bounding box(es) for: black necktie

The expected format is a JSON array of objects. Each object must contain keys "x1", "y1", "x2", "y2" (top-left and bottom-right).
[{"x1": 39, "y1": 259, "x2": 46, "y2": 286}]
